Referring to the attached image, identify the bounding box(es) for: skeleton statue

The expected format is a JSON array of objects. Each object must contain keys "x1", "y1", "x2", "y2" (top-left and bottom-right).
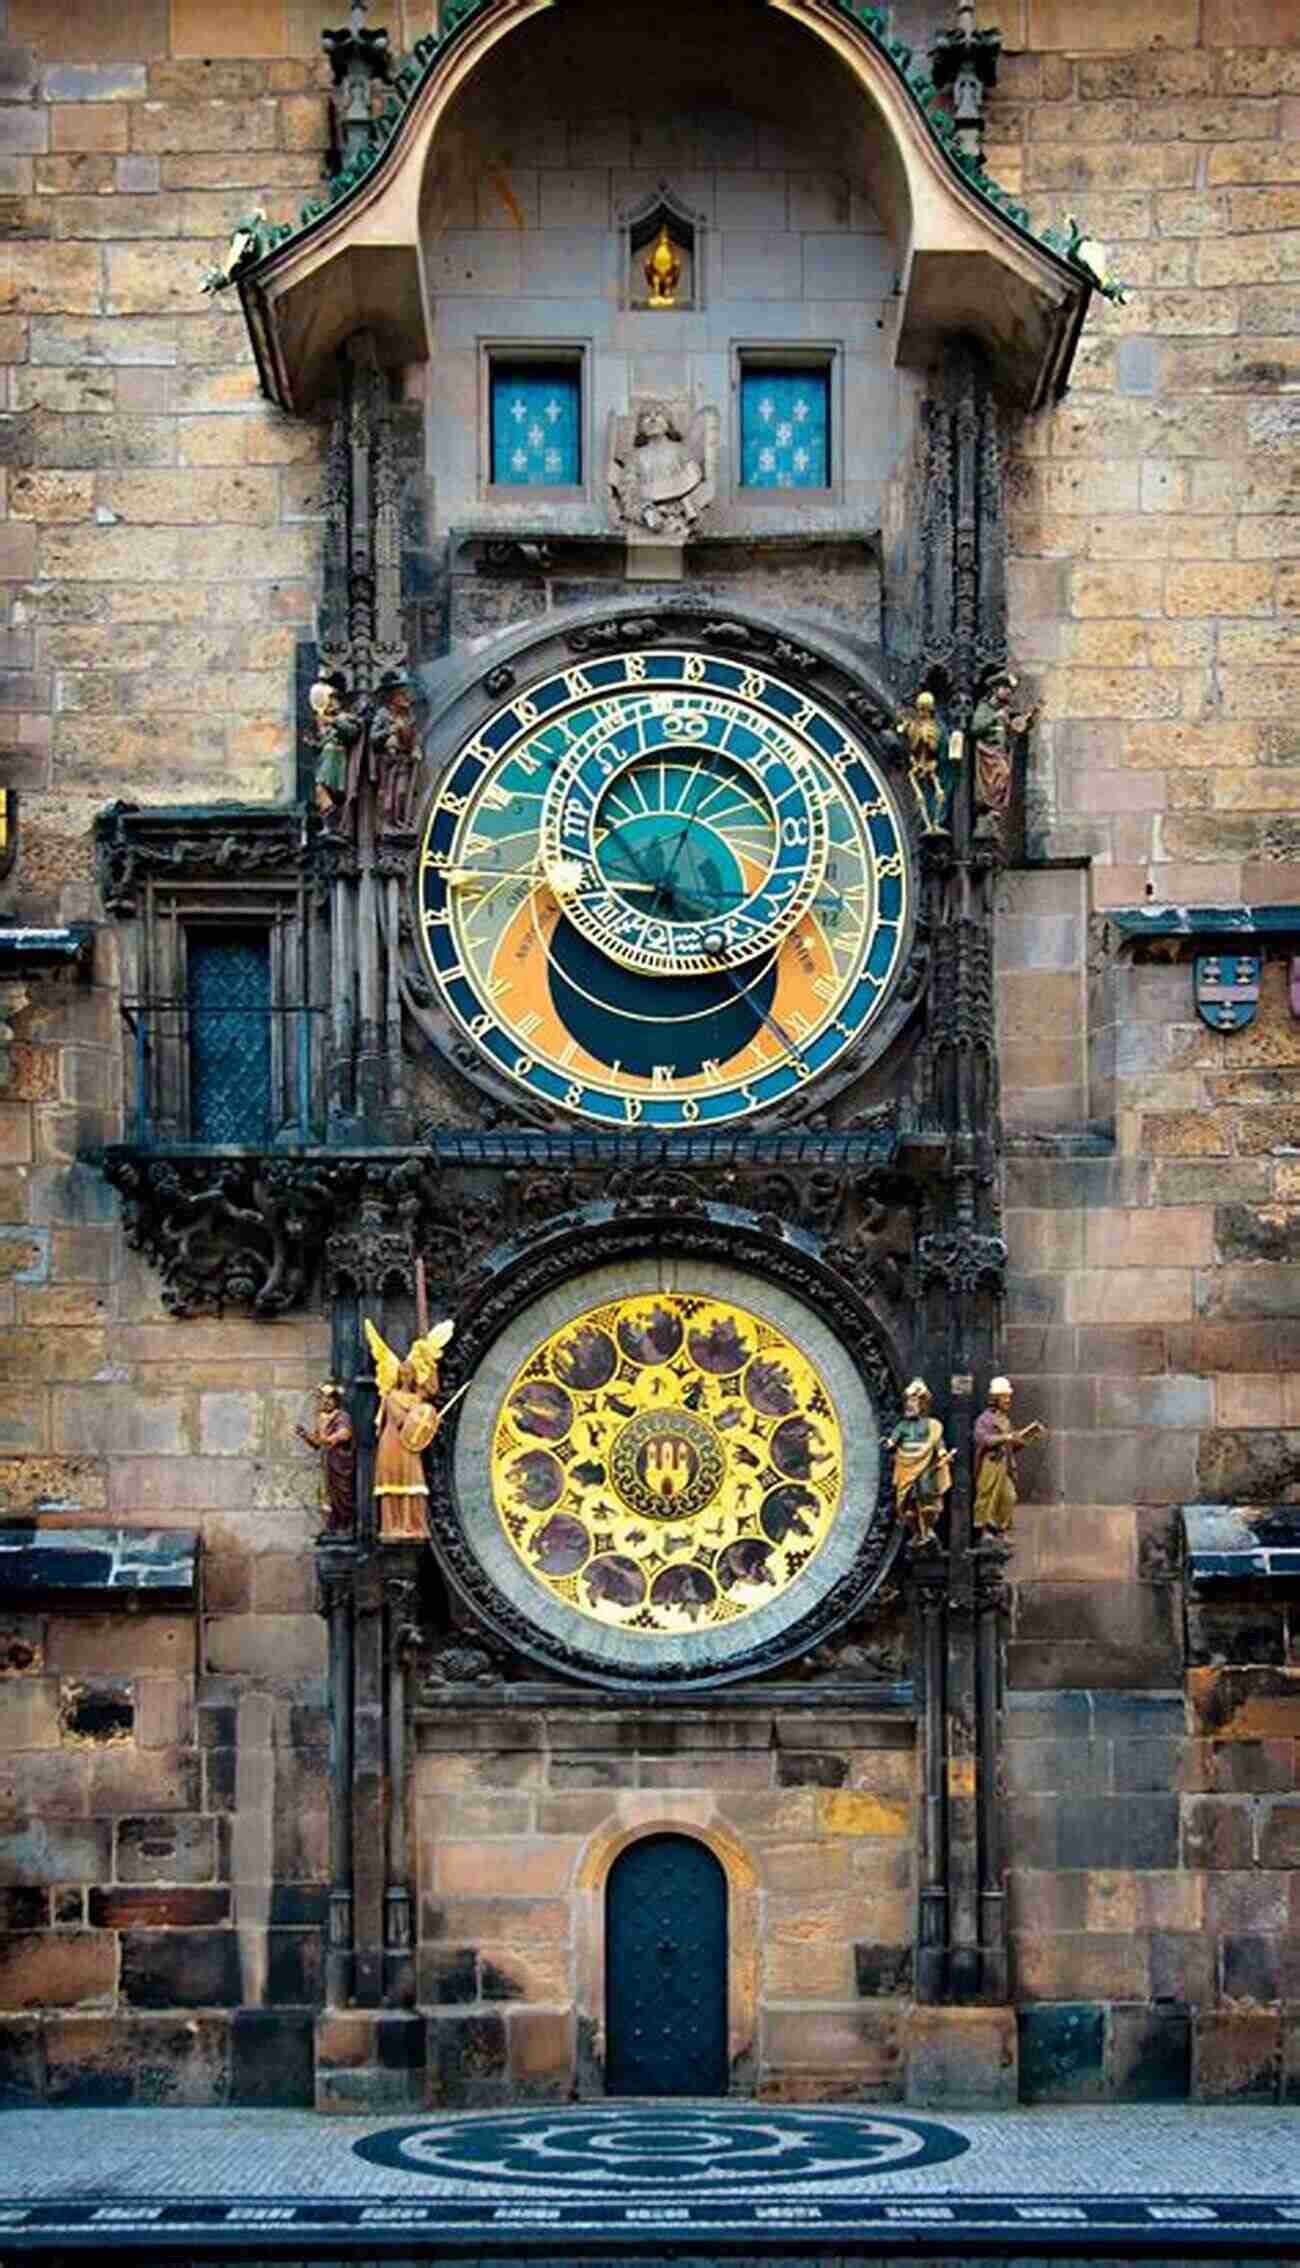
[
  {"x1": 609, "y1": 395, "x2": 718, "y2": 540},
  {"x1": 894, "y1": 690, "x2": 962, "y2": 835}
]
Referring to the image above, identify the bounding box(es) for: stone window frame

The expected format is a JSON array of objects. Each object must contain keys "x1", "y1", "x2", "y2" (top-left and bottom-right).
[
  {"x1": 729, "y1": 342, "x2": 842, "y2": 509},
  {"x1": 478, "y1": 339, "x2": 592, "y2": 508},
  {"x1": 127, "y1": 876, "x2": 315, "y2": 1149}
]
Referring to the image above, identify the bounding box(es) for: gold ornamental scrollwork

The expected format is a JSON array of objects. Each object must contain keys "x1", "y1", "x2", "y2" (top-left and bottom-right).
[{"x1": 489, "y1": 1291, "x2": 843, "y2": 1638}]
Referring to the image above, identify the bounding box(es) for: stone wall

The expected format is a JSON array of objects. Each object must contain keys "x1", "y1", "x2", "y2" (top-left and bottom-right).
[
  {"x1": 410, "y1": 1707, "x2": 917, "y2": 2106},
  {"x1": 1, "y1": 0, "x2": 1298, "y2": 2110}
]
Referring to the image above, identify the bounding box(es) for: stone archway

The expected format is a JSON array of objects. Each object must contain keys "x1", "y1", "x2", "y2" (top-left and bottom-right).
[{"x1": 575, "y1": 1811, "x2": 760, "y2": 2098}]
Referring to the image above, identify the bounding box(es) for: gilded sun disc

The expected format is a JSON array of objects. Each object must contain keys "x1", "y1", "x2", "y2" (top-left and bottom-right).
[{"x1": 490, "y1": 1291, "x2": 843, "y2": 1638}]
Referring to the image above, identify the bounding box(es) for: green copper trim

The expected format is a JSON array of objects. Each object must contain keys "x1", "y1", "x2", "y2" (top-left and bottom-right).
[{"x1": 213, "y1": 0, "x2": 1100, "y2": 300}]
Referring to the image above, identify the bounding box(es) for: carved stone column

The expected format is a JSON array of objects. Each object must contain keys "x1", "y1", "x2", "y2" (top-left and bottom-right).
[
  {"x1": 913, "y1": 1559, "x2": 949, "y2": 2004},
  {"x1": 317, "y1": 1543, "x2": 357, "y2": 2005},
  {"x1": 975, "y1": 1537, "x2": 1013, "y2": 2001},
  {"x1": 383, "y1": 1557, "x2": 420, "y2": 2007}
]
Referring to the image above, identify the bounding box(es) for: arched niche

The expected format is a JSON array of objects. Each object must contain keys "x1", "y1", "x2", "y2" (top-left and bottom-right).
[{"x1": 239, "y1": 0, "x2": 1089, "y2": 415}]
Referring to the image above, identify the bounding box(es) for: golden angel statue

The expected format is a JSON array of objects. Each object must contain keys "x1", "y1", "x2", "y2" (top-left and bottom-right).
[{"x1": 364, "y1": 1316, "x2": 455, "y2": 1543}]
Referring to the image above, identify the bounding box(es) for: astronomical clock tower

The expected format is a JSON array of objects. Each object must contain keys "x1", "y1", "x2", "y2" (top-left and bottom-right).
[{"x1": 96, "y1": 0, "x2": 1100, "y2": 2109}]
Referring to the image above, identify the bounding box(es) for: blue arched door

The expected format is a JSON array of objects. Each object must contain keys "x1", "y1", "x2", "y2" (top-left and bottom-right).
[{"x1": 605, "y1": 1834, "x2": 728, "y2": 2097}]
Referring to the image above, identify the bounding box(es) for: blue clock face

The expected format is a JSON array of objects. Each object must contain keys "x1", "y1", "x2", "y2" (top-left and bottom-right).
[{"x1": 417, "y1": 649, "x2": 912, "y2": 1129}]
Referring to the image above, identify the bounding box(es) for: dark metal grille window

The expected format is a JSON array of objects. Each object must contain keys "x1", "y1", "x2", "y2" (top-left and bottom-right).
[{"x1": 187, "y1": 933, "x2": 272, "y2": 1144}]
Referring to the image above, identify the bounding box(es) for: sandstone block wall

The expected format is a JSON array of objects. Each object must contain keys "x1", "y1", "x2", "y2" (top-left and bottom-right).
[{"x1": 0, "y1": 0, "x2": 1298, "y2": 2108}]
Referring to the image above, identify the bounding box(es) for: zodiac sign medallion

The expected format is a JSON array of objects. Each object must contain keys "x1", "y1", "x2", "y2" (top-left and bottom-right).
[{"x1": 489, "y1": 1291, "x2": 843, "y2": 1638}]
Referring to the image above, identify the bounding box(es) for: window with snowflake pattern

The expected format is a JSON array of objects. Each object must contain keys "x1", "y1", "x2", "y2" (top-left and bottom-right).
[
  {"x1": 739, "y1": 366, "x2": 830, "y2": 489},
  {"x1": 489, "y1": 362, "x2": 581, "y2": 487}
]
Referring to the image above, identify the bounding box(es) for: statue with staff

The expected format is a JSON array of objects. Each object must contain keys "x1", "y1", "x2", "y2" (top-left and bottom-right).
[{"x1": 364, "y1": 1262, "x2": 470, "y2": 1543}]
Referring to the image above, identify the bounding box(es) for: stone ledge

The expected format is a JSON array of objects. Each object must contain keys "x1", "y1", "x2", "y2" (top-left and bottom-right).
[
  {"x1": 0, "y1": 1525, "x2": 198, "y2": 1600},
  {"x1": 1181, "y1": 1504, "x2": 1300, "y2": 1589}
]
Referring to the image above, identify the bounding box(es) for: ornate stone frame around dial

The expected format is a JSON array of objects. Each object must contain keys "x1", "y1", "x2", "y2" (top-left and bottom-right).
[
  {"x1": 428, "y1": 1206, "x2": 906, "y2": 1691},
  {"x1": 402, "y1": 606, "x2": 925, "y2": 1130}
]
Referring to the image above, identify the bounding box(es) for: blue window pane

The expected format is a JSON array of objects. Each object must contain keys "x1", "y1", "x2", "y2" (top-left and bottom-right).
[
  {"x1": 740, "y1": 367, "x2": 830, "y2": 489},
  {"x1": 188, "y1": 933, "x2": 271, "y2": 1144},
  {"x1": 491, "y1": 364, "x2": 581, "y2": 486}
]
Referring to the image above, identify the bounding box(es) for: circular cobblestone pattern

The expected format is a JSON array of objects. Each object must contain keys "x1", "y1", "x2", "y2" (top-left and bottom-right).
[{"x1": 354, "y1": 2106, "x2": 971, "y2": 2187}]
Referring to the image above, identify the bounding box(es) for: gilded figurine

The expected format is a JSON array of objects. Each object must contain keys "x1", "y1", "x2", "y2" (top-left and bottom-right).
[
  {"x1": 609, "y1": 396, "x2": 718, "y2": 540},
  {"x1": 364, "y1": 1317, "x2": 455, "y2": 1543},
  {"x1": 296, "y1": 1383, "x2": 357, "y2": 1538},
  {"x1": 972, "y1": 670, "x2": 1035, "y2": 842},
  {"x1": 309, "y1": 671, "x2": 364, "y2": 830},
  {"x1": 895, "y1": 690, "x2": 961, "y2": 834},
  {"x1": 369, "y1": 674, "x2": 420, "y2": 834},
  {"x1": 888, "y1": 1378, "x2": 953, "y2": 1547},
  {"x1": 973, "y1": 1375, "x2": 1044, "y2": 1538},
  {"x1": 644, "y1": 221, "x2": 682, "y2": 306}
]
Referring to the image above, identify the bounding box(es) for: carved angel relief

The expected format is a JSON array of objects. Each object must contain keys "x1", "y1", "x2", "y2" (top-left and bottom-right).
[{"x1": 609, "y1": 395, "x2": 719, "y2": 541}]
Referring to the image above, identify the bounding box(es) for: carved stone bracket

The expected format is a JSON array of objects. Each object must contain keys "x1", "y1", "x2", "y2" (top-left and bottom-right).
[
  {"x1": 95, "y1": 804, "x2": 307, "y2": 920},
  {"x1": 102, "y1": 1155, "x2": 337, "y2": 1317}
]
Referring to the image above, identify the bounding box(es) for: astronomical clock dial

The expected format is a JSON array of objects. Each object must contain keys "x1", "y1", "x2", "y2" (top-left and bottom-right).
[
  {"x1": 417, "y1": 649, "x2": 911, "y2": 1129},
  {"x1": 491, "y1": 1291, "x2": 843, "y2": 1640}
]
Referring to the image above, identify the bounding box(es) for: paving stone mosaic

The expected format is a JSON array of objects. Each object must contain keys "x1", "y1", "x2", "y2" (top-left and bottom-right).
[{"x1": 0, "y1": 2103, "x2": 1295, "y2": 2256}]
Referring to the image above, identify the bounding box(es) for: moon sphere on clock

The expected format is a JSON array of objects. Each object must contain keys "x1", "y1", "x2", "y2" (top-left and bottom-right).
[{"x1": 417, "y1": 649, "x2": 911, "y2": 1129}]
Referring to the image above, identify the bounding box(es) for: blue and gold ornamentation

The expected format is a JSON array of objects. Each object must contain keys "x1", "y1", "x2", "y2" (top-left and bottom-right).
[{"x1": 417, "y1": 649, "x2": 912, "y2": 1129}]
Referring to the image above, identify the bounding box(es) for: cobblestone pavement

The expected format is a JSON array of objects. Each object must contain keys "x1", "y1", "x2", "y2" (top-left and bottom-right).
[{"x1": 0, "y1": 2102, "x2": 1296, "y2": 2256}]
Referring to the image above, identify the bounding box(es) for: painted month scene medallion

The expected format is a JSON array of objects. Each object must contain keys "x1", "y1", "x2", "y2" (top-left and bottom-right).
[{"x1": 491, "y1": 1291, "x2": 842, "y2": 1637}]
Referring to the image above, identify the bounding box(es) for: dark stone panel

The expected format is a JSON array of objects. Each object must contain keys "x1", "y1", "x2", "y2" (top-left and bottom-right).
[
  {"x1": 115, "y1": 1814, "x2": 217, "y2": 1884},
  {"x1": 1197, "y1": 1429, "x2": 1300, "y2": 1502},
  {"x1": 1187, "y1": 1604, "x2": 1286, "y2": 1669},
  {"x1": 264, "y1": 1927, "x2": 324, "y2": 2008},
  {"x1": 1170, "y1": 1320, "x2": 1300, "y2": 1375},
  {"x1": 120, "y1": 1929, "x2": 242, "y2": 2009},
  {"x1": 853, "y1": 1943, "x2": 912, "y2": 1997},
  {"x1": 1110, "y1": 2005, "x2": 1191, "y2": 2102},
  {"x1": 1006, "y1": 1795, "x2": 1179, "y2": 1872},
  {"x1": 424, "y1": 1946, "x2": 478, "y2": 2004},
  {"x1": 1074, "y1": 1325, "x2": 1169, "y2": 1375},
  {"x1": 1018, "y1": 2002, "x2": 1106, "y2": 2103},
  {"x1": 776, "y1": 1752, "x2": 848, "y2": 1787},
  {"x1": 1187, "y1": 1663, "x2": 1300, "y2": 1737},
  {"x1": 88, "y1": 1888, "x2": 229, "y2": 1929},
  {"x1": 0, "y1": 2018, "x2": 42, "y2": 2105},
  {"x1": 377, "y1": 2013, "x2": 427, "y2": 2071},
  {"x1": 1149, "y1": 1930, "x2": 1216, "y2": 2004},
  {"x1": 428, "y1": 2011, "x2": 508, "y2": 2099},
  {"x1": 268, "y1": 1884, "x2": 330, "y2": 1926},
  {"x1": 1190, "y1": 1738, "x2": 1293, "y2": 1794},
  {"x1": 45, "y1": 2015, "x2": 230, "y2": 2107},
  {"x1": 1008, "y1": 1640, "x2": 1179, "y2": 1691},
  {"x1": 1259, "y1": 1801, "x2": 1300, "y2": 1868},
  {"x1": 1222, "y1": 1934, "x2": 1282, "y2": 2005},
  {"x1": 197, "y1": 1705, "x2": 236, "y2": 1750},
  {"x1": 0, "y1": 1890, "x2": 46, "y2": 1931},
  {"x1": 1216, "y1": 1204, "x2": 1298, "y2": 1263},
  {"x1": 1111, "y1": 1739, "x2": 1186, "y2": 1793},
  {"x1": 1004, "y1": 1739, "x2": 1111, "y2": 1796},
  {"x1": 1182, "y1": 1797, "x2": 1254, "y2": 1871},
  {"x1": 1136, "y1": 1508, "x2": 1181, "y2": 1582},
  {"x1": 230, "y1": 2010, "x2": 314, "y2": 2107},
  {"x1": 1194, "y1": 2011, "x2": 1282, "y2": 2103}
]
